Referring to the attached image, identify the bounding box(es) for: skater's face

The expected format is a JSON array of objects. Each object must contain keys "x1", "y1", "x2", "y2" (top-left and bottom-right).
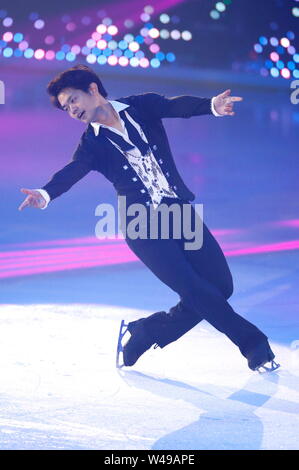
[{"x1": 58, "y1": 82, "x2": 106, "y2": 124}]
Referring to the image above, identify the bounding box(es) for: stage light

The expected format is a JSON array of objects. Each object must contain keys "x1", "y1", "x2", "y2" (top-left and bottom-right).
[
  {"x1": 66, "y1": 52, "x2": 76, "y2": 61},
  {"x1": 71, "y1": 45, "x2": 81, "y2": 54},
  {"x1": 128, "y1": 41, "x2": 140, "y2": 52},
  {"x1": 160, "y1": 14, "x2": 170, "y2": 24},
  {"x1": 97, "y1": 55, "x2": 107, "y2": 64},
  {"x1": 287, "y1": 46, "x2": 296, "y2": 55},
  {"x1": 140, "y1": 28, "x2": 149, "y2": 37},
  {"x1": 280, "y1": 37, "x2": 290, "y2": 48},
  {"x1": 107, "y1": 55, "x2": 118, "y2": 66},
  {"x1": 108, "y1": 40, "x2": 118, "y2": 50},
  {"x1": 0, "y1": 40, "x2": 6, "y2": 48},
  {"x1": 34, "y1": 19, "x2": 45, "y2": 30},
  {"x1": 148, "y1": 28, "x2": 159, "y2": 39},
  {"x1": 139, "y1": 57, "x2": 149, "y2": 68},
  {"x1": 34, "y1": 49, "x2": 45, "y2": 60},
  {"x1": 259, "y1": 36, "x2": 268, "y2": 46},
  {"x1": 292, "y1": 7, "x2": 299, "y2": 17},
  {"x1": 114, "y1": 48, "x2": 122, "y2": 57},
  {"x1": 61, "y1": 44, "x2": 71, "y2": 53},
  {"x1": 118, "y1": 40, "x2": 128, "y2": 50},
  {"x1": 141, "y1": 13, "x2": 151, "y2": 22},
  {"x1": 276, "y1": 60, "x2": 284, "y2": 69},
  {"x1": 24, "y1": 48, "x2": 34, "y2": 58},
  {"x1": 210, "y1": 10, "x2": 220, "y2": 20},
  {"x1": 97, "y1": 39, "x2": 107, "y2": 50},
  {"x1": 270, "y1": 51, "x2": 279, "y2": 62},
  {"x1": 135, "y1": 50, "x2": 144, "y2": 59},
  {"x1": 86, "y1": 54, "x2": 97, "y2": 64},
  {"x1": 135, "y1": 35, "x2": 144, "y2": 44},
  {"x1": 124, "y1": 19, "x2": 134, "y2": 28},
  {"x1": 124, "y1": 49, "x2": 133, "y2": 58},
  {"x1": 103, "y1": 48, "x2": 112, "y2": 57},
  {"x1": 118, "y1": 56, "x2": 129, "y2": 66},
  {"x1": 82, "y1": 16, "x2": 91, "y2": 25},
  {"x1": 19, "y1": 40, "x2": 29, "y2": 51},
  {"x1": 81, "y1": 46, "x2": 91, "y2": 56},
  {"x1": 166, "y1": 52, "x2": 175, "y2": 62},
  {"x1": 56, "y1": 51, "x2": 65, "y2": 60},
  {"x1": 3, "y1": 17, "x2": 13, "y2": 27},
  {"x1": 254, "y1": 44, "x2": 263, "y2": 53},
  {"x1": 13, "y1": 33, "x2": 23, "y2": 43},
  {"x1": 130, "y1": 57, "x2": 139, "y2": 67},
  {"x1": 124, "y1": 34, "x2": 134, "y2": 42},
  {"x1": 150, "y1": 58, "x2": 160, "y2": 68},
  {"x1": 281, "y1": 68, "x2": 291, "y2": 79},
  {"x1": 270, "y1": 67, "x2": 279, "y2": 77},
  {"x1": 265, "y1": 59, "x2": 273, "y2": 69},
  {"x1": 170, "y1": 30, "x2": 181, "y2": 40},
  {"x1": 96, "y1": 24, "x2": 107, "y2": 34},
  {"x1": 3, "y1": 32, "x2": 13, "y2": 42},
  {"x1": 156, "y1": 51, "x2": 165, "y2": 61},
  {"x1": 260, "y1": 68, "x2": 268, "y2": 77},
  {"x1": 86, "y1": 39, "x2": 96, "y2": 48},
  {"x1": 92, "y1": 32, "x2": 101, "y2": 41},
  {"x1": 160, "y1": 29, "x2": 170, "y2": 39},
  {"x1": 66, "y1": 22, "x2": 76, "y2": 32},
  {"x1": 149, "y1": 43, "x2": 160, "y2": 54},
  {"x1": 286, "y1": 31, "x2": 295, "y2": 40},
  {"x1": 287, "y1": 61, "x2": 295, "y2": 70},
  {"x1": 91, "y1": 47, "x2": 100, "y2": 56},
  {"x1": 3, "y1": 47, "x2": 13, "y2": 57},
  {"x1": 293, "y1": 69, "x2": 299, "y2": 78},
  {"x1": 45, "y1": 50, "x2": 55, "y2": 60},
  {"x1": 293, "y1": 53, "x2": 299, "y2": 63},
  {"x1": 144, "y1": 5, "x2": 154, "y2": 14},
  {"x1": 45, "y1": 35, "x2": 55, "y2": 45},
  {"x1": 182, "y1": 31, "x2": 192, "y2": 41},
  {"x1": 216, "y1": 2, "x2": 226, "y2": 12},
  {"x1": 103, "y1": 17, "x2": 112, "y2": 26},
  {"x1": 108, "y1": 25, "x2": 118, "y2": 35},
  {"x1": 270, "y1": 37, "x2": 279, "y2": 46}
]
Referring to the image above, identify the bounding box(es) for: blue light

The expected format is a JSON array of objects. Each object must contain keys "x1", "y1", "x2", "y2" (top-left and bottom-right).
[
  {"x1": 81, "y1": 46, "x2": 90, "y2": 56},
  {"x1": 97, "y1": 55, "x2": 107, "y2": 64},
  {"x1": 287, "y1": 61, "x2": 295, "y2": 70},
  {"x1": 13, "y1": 33, "x2": 23, "y2": 43},
  {"x1": 286, "y1": 31, "x2": 295, "y2": 40},
  {"x1": 254, "y1": 44, "x2": 263, "y2": 53},
  {"x1": 0, "y1": 40, "x2": 6, "y2": 48},
  {"x1": 265, "y1": 59, "x2": 273, "y2": 69},
  {"x1": 3, "y1": 47, "x2": 13, "y2": 57},
  {"x1": 114, "y1": 48, "x2": 122, "y2": 57},
  {"x1": 135, "y1": 35, "x2": 144, "y2": 44},
  {"x1": 166, "y1": 52, "x2": 176, "y2": 62},
  {"x1": 118, "y1": 40, "x2": 127, "y2": 50},
  {"x1": 103, "y1": 48, "x2": 112, "y2": 57},
  {"x1": 276, "y1": 45, "x2": 284, "y2": 54},
  {"x1": 293, "y1": 69, "x2": 299, "y2": 78},
  {"x1": 145, "y1": 23, "x2": 154, "y2": 29},
  {"x1": 56, "y1": 51, "x2": 65, "y2": 60},
  {"x1": 14, "y1": 48, "x2": 22, "y2": 57},
  {"x1": 66, "y1": 52, "x2": 76, "y2": 61},
  {"x1": 270, "y1": 67, "x2": 279, "y2": 77},
  {"x1": 29, "y1": 12, "x2": 39, "y2": 21},
  {"x1": 293, "y1": 54, "x2": 299, "y2": 63},
  {"x1": 102, "y1": 33, "x2": 112, "y2": 41},
  {"x1": 259, "y1": 36, "x2": 268, "y2": 46},
  {"x1": 156, "y1": 51, "x2": 165, "y2": 61},
  {"x1": 91, "y1": 47, "x2": 101, "y2": 56},
  {"x1": 124, "y1": 49, "x2": 133, "y2": 58},
  {"x1": 61, "y1": 44, "x2": 70, "y2": 53},
  {"x1": 276, "y1": 60, "x2": 284, "y2": 69},
  {"x1": 24, "y1": 48, "x2": 34, "y2": 58},
  {"x1": 150, "y1": 58, "x2": 160, "y2": 68}
]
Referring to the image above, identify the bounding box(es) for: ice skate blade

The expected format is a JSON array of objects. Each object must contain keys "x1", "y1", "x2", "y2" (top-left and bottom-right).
[
  {"x1": 255, "y1": 360, "x2": 280, "y2": 374},
  {"x1": 116, "y1": 319, "x2": 129, "y2": 369}
]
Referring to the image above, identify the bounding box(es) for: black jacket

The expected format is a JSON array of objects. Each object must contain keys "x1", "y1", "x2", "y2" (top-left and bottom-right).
[{"x1": 42, "y1": 92, "x2": 213, "y2": 206}]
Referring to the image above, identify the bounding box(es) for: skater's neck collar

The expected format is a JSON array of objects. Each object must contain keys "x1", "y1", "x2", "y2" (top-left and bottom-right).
[{"x1": 90, "y1": 100, "x2": 129, "y2": 137}]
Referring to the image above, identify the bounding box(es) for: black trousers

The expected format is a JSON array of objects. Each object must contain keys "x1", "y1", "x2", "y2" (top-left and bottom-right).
[{"x1": 121, "y1": 196, "x2": 267, "y2": 358}]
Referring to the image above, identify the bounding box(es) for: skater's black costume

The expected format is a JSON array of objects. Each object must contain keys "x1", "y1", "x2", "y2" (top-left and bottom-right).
[{"x1": 41, "y1": 92, "x2": 278, "y2": 372}]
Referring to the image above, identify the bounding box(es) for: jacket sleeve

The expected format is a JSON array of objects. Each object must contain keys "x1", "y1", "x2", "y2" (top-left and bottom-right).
[
  {"x1": 129, "y1": 92, "x2": 213, "y2": 119},
  {"x1": 41, "y1": 134, "x2": 95, "y2": 202}
]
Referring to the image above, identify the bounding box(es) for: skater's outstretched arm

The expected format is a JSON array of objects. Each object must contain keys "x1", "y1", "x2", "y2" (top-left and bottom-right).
[{"x1": 128, "y1": 89, "x2": 243, "y2": 119}]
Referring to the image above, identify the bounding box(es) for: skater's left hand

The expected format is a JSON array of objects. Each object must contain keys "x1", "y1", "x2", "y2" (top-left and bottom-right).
[{"x1": 213, "y1": 89, "x2": 243, "y2": 116}]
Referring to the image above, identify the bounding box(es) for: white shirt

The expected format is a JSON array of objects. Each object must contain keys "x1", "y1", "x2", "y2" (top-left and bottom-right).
[{"x1": 37, "y1": 96, "x2": 221, "y2": 209}]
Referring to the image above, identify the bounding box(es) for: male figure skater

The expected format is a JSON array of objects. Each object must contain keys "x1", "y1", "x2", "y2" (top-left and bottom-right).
[{"x1": 19, "y1": 65, "x2": 279, "y2": 373}]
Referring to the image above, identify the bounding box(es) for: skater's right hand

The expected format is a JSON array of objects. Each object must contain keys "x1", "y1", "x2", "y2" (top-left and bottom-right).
[{"x1": 18, "y1": 188, "x2": 47, "y2": 211}]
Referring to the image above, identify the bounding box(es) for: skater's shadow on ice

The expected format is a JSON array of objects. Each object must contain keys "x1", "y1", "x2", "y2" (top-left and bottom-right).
[{"x1": 119, "y1": 369, "x2": 299, "y2": 450}]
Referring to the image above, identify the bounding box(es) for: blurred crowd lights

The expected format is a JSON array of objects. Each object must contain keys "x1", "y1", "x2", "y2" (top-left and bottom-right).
[{"x1": 0, "y1": 5, "x2": 191, "y2": 69}]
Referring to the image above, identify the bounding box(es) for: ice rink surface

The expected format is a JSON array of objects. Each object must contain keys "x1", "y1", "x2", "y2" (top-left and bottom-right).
[{"x1": 0, "y1": 302, "x2": 298, "y2": 450}]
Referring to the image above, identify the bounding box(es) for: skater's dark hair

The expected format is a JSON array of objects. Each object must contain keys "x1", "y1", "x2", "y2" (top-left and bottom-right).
[{"x1": 47, "y1": 64, "x2": 108, "y2": 109}]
